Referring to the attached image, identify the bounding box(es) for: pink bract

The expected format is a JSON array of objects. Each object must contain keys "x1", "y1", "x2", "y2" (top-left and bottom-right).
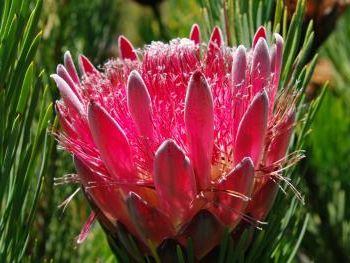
[{"x1": 52, "y1": 24, "x2": 296, "y2": 259}]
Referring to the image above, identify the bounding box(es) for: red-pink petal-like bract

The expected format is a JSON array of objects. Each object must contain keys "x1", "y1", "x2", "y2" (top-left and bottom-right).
[{"x1": 53, "y1": 25, "x2": 296, "y2": 259}]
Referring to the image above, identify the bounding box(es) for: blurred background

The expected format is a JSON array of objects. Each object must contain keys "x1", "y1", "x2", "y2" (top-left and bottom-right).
[{"x1": 1, "y1": 0, "x2": 350, "y2": 262}]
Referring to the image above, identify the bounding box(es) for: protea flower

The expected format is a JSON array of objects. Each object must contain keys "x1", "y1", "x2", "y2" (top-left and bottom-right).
[{"x1": 52, "y1": 24, "x2": 299, "y2": 260}]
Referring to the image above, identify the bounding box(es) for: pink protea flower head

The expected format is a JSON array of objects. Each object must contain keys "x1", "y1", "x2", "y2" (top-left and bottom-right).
[{"x1": 52, "y1": 24, "x2": 298, "y2": 260}]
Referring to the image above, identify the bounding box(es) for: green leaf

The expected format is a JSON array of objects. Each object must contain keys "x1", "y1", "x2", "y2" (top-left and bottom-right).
[{"x1": 16, "y1": 62, "x2": 33, "y2": 114}]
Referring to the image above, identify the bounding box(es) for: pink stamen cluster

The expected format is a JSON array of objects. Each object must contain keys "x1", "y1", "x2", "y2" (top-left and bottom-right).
[{"x1": 52, "y1": 25, "x2": 296, "y2": 259}]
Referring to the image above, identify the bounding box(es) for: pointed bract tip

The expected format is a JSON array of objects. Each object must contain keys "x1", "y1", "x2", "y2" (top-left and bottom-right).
[
  {"x1": 189, "y1": 70, "x2": 208, "y2": 86},
  {"x1": 191, "y1": 69, "x2": 204, "y2": 80},
  {"x1": 87, "y1": 100, "x2": 99, "y2": 118},
  {"x1": 191, "y1": 23, "x2": 200, "y2": 30},
  {"x1": 127, "y1": 70, "x2": 153, "y2": 137},
  {"x1": 63, "y1": 50, "x2": 80, "y2": 84},
  {"x1": 51, "y1": 74, "x2": 81, "y2": 105},
  {"x1": 232, "y1": 45, "x2": 247, "y2": 86},
  {"x1": 186, "y1": 70, "x2": 213, "y2": 102},
  {"x1": 50, "y1": 74, "x2": 64, "y2": 93},
  {"x1": 127, "y1": 70, "x2": 147, "y2": 94},
  {"x1": 233, "y1": 46, "x2": 247, "y2": 64},
  {"x1": 64, "y1": 50, "x2": 72, "y2": 56},
  {"x1": 254, "y1": 89, "x2": 269, "y2": 116},
  {"x1": 239, "y1": 156, "x2": 254, "y2": 169},
  {"x1": 118, "y1": 35, "x2": 138, "y2": 61},
  {"x1": 156, "y1": 139, "x2": 181, "y2": 156},
  {"x1": 79, "y1": 54, "x2": 97, "y2": 75},
  {"x1": 64, "y1": 50, "x2": 73, "y2": 61},
  {"x1": 233, "y1": 46, "x2": 247, "y2": 69},
  {"x1": 255, "y1": 37, "x2": 269, "y2": 51},
  {"x1": 236, "y1": 45, "x2": 246, "y2": 53},
  {"x1": 51, "y1": 74, "x2": 69, "y2": 91},
  {"x1": 127, "y1": 70, "x2": 143, "y2": 84},
  {"x1": 253, "y1": 26, "x2": 267, "y2": 48},
  {"x1": 50, "y1": 73, "x2": 58, "y2": 80},
  {"x1": 87, "y1": 101, "x2": 103, "y2": 126},
  {"x1": 56, "y1": 64, "x2": 64, "y2": 73},
  {"x1": 79, "y1": 54, "x2": 91, "y2": 63},
  {"x1": 256, "y1": 89, "x2": 269, "y2": 107},
  {"x1": 274, "y1": 33, "x2": 283, "y2": 45},
  {"x1": 209, "y1": 26, "x2": 223, "y2": 46},
  {"x1": 190, "y1": 24, "x2": 201, "y2": 44}
]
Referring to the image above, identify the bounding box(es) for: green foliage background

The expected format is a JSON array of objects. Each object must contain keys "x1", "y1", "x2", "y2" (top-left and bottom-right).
[{"x1": 0, "y1": 0, "x2": 349, "y2": 262}]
